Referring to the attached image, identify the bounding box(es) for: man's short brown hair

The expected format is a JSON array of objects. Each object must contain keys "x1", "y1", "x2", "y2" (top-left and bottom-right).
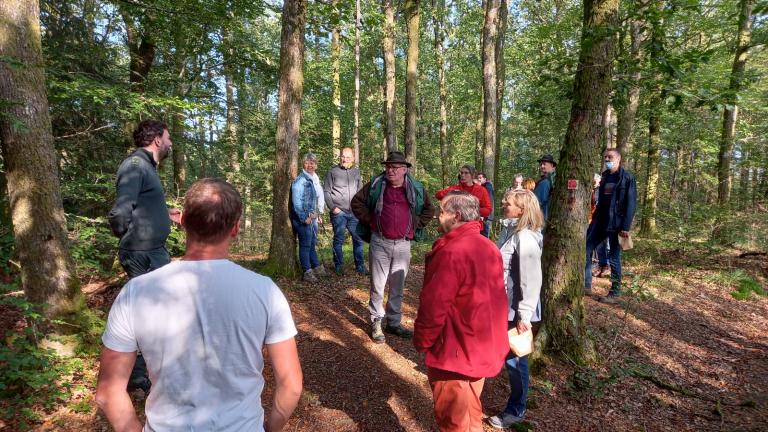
[
  {"x1": 183, "y1": 178, "x2": 242, "y2": 244},
  {"x1": 133, "y1": 120, "x2": 168, "y2": 148}
]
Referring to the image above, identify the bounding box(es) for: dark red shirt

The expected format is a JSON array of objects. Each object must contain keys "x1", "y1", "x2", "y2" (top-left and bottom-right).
[{"x1": 373, "y1": 185, "x2": 414, "y2": 240}]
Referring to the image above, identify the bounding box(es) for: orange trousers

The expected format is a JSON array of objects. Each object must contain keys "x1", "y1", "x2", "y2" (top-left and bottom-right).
[{"x1": 427, "y1": 367, "x2": 486, "y2": 432}]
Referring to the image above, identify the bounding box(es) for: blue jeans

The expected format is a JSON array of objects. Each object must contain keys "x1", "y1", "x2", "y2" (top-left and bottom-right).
[
  {"x1": 481, "y1": 219, "x2": 492, "y2": 238},
  {"x1": 585, "y1": 224, "x2": 622, "y2": 294},
  {"x1": 292, "y1": 218, "x2": 319, "y2": 272},
  {"x1": 330, "y1": 210, "x2": 365, "y2": 272},
  {"x1": 596, "y1": 239, "x2": 608, "y2": 267},
  {"x1": 503, "y1": 349, "x2": 529, "y2": 418}
]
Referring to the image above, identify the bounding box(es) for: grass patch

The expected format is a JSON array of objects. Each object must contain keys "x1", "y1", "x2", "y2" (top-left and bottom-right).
[{"x1": 705, "y1": 269, "x2": 766, "y2": 301}]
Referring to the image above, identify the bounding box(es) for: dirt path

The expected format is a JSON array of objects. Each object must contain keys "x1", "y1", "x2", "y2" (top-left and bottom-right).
[{"x1": 8, "y1": 246, "x2": 767, "y2": 431}]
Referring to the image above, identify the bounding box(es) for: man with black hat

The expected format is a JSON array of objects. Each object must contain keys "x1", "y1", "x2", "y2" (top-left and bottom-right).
[
  {"x1": 352, "y1": 151, "x2": 435, "y2": 344},
  {"x1": 533, "y1": 154, "x2": 557, "y2": 222}
]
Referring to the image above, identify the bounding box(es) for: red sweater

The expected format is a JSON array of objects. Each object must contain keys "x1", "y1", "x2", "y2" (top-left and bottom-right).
[
  {"x1": 435, "y1": 183, "x2": 492, "y2": 218},
  {"x1": 413, "y1": 220, "x2": 509, "y2": 378}
]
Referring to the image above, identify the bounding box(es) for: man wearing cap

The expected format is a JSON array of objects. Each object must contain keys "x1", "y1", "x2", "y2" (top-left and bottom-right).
[
  {"x1": 290, "y1": 153, "x2": 327, "y2": 282},
  {"x1": 352, "y1": 151, "x2": 434, "y2": 343},
  {"x1": 533, "y1": 154, "x2": 557, "y2": 222}
]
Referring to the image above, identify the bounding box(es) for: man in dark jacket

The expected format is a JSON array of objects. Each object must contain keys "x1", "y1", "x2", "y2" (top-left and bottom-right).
[
  {"x1": 584, "y1": 148, "x2": 637, "y2": 303},
  {"x1": 323, "y1": 147, "x2": 365, "y2": 274},
  {"x1": 107, "y1": 119, "x2": 181, "y2": 393},
  {"x1": 533, "y1": 154, "x2": 557, "y2": 222},
  {"x1": 414, "y1": 191, "x2": 508, "y2": 431},
  {"x1": 476, "y1": 171, "x2": 495, "y2": 237},
  {"x1": 351, "y1": 151, "x2": 434, "y2": 344}
]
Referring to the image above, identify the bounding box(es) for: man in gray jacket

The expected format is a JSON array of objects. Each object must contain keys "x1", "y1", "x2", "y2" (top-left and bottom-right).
[
  {"x1": 107, "y1": 119, "x2": 181, "y2": 393},
  {"x1": 323, "y1": 147, "x2": 365, "y2": 274}
]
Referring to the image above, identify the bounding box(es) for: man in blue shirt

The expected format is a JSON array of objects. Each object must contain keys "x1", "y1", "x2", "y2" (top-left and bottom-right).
[{"x1": 533, "y1": 154, "x2": 557, "y2": 222}]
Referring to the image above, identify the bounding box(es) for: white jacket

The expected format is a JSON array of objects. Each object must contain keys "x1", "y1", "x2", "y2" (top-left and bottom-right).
[{"x1": 497, "y1": 219, "x2": 543, "y2": 323}]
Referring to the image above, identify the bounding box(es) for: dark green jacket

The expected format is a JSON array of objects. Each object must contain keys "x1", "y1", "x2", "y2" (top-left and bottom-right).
[{"x1": 351, "y1": 172, "x2": 434, "y2": 242}]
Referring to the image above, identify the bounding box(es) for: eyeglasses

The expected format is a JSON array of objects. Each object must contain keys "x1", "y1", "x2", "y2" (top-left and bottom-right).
[{"x1": 385, "y1": 165, "x2": 406, "y2": 171}]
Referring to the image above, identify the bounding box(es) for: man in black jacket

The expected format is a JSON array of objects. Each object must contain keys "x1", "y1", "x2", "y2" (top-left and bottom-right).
[
  {"x1": 108, "y1": 119, "x2": 181, "y2": 392},
  {"x1": 584, "y1": 148, "x2": 637, "y2": 303}
]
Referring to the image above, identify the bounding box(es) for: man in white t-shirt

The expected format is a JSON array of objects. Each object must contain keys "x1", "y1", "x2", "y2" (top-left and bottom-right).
[{"x1": 96, "y1": 178, "x2": 302, "y2": 432}]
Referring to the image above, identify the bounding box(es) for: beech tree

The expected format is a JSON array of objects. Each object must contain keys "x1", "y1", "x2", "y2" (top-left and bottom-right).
[
  {"x1": 539, "y1": 0, "x2": 619, "y2": 363},
  {"x1": 266, "y1": 0, "x2": 306, "y2": 275},
  {"x1": 0, "y1": 0, "x2": 81, "y2": 318}
]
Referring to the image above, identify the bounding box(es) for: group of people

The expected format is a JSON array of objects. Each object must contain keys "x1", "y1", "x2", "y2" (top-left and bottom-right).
[{"x1": 96, "y1": 119, "x2": 637, "y2": 431}]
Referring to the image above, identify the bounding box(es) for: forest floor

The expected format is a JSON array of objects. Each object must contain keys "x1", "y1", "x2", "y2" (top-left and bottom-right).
[{"x1": 1, "y1": 239, "x2": 767, "y2": 431}]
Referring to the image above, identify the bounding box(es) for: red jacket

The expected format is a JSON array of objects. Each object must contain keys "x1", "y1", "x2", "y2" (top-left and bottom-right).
[
  {"x1": 435, "y1": 183, "x2": 492, "y2": 218},
  {"x1": 413, "y1": 220, "x2": 509, "y2": 378}
]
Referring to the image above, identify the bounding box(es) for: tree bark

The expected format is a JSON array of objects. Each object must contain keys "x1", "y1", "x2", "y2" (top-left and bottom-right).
[
  {"x1": 0, "y1": 0, "x2": 81, "y2": 318},
  {"x1": 493, "y1": 0, "x2": 509, "y2": 185},
  {"x1": 353, "y1": 0, "x2": 361, "y2": 163},
  {"x1": 404, "y1": 0, "x2": 421, "y2": 166},
  {"x1": 331, "y1": 0, "x2": 342, "y2": 151},
  {"x1": 717, "y1": 0, "x2": 755, "y2": 207},
  {"x1": 433, "y1": 0, "x2": 449, "y2": 187},
  {"x1": 171, "y1": 110, "x2": 187, "y2": 198},
  {"x1": 382, "y1": 0, "x2": 397, "y2": 152},
  {"x1": 539, "y1": 0, "x2": 618, "y2": 364},
  {"x1": 119, "y1": 7, "x2": 155, "y2": 150},
  {"x1": 222, "y1": 25, "x2": 239, "y2": 181},
  {"x1": 482, "y1": 0, "x2": 499, "y2": 183},
  {"x1": 267, "y1": 0, "x2": 306, "y2": 276}
]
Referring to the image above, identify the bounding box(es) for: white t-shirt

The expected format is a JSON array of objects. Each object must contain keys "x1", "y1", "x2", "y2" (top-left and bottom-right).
[{"x1": 102, "y1": 260, "x2": 297, "y2": 432}]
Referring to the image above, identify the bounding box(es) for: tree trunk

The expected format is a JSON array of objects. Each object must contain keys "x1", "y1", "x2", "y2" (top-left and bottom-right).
[
  {"x1": 615, "y1": 1, "x2": 646, "y2": 164},
  {"x1": 482, "y1": 0, "x2": 499, "y2": 183},
  {"x1": 382, "y1": 0, "x2": 398, "y2": 152},
  {"x1": 404, "y1": 0, "x2": 421, "y2": 166},
  {"x1": 353, "y1": 0, "x2": 361, "y2": 163},
  {"x1": 267, "y1": 0, "x2": 306, "y2": 276},
  {"x1": 493, "y1": 0, "x2": 508, "y2": 185},
  {"x1": 538, "y1": 0, "x2": 618, "y2": 364},
  {"x1": 0, "y1": 0, "x2": 81, "y2": 318},
  {"x1": 639, "y1": 7, "x2": 663, "y2": 237},
  {"x1": 119, "y1": 8, "x2": 155, "y2": 150},
  {"x1": 739, "y1": 148, "x2": 749, "y2": 209},
  {"x1": 171, "y1": 110, "x2": 187, "y2": 198},
  {"x1": 222, "y1": 25, "x2": 239, "y2": 181},
  {"x1": 717, "y1": 0, "x2": 755, "y2": 207},
  {"x1": 331, "y1": 0, "x2": 342, "y2": 151},
  {"x1": 433, "y1": 0, "x2": 449, "y2": 187}
]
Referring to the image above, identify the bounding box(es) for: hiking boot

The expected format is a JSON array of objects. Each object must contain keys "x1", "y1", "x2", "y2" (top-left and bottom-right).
[
  {"x1": 303, "y1": 269, "x2": 318, "y2": 283},
  {"x1": 487, "y1": 412, "x2": 523, "y2": 429},
  {"x1": 371, "y1": 318, "x2": 386, "y2": 344},
  {"x1": 313, "y1": 265, "x2": 328, "y2": 277},
  {"x1": 598, "y1": 293, "x2": 621, "y2": 304},
  {"x1": 384, "y1": 323, "x2": 413, "y2": 339}
]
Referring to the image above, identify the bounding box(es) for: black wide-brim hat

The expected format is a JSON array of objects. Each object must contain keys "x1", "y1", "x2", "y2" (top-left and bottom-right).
[
  {"x1": 381, "y1": 151, "x2": 412, "y2": 167},
  {"x1": 537, "y1": 154, "x2": 557, "y2": 167}
]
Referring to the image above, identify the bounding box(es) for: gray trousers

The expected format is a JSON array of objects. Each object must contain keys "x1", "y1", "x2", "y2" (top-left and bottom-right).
[{"x1": 369, "y1": 232, "x2": 412, "y2": 326}]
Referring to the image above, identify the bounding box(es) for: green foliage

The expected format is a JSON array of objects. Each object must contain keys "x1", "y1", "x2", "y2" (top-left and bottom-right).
[
  {"x1": 68, "y1": 216, "x2": 117, "y2": 275},
  {"x1": 706, "y1": 269, "x2": 767, "y2": 301},
  {"x1": 0, "y1": 284, "x2": 89, "y2": 422},
  {"x1": 0, "y1": 228, "x2": 13, "y2": 275}
]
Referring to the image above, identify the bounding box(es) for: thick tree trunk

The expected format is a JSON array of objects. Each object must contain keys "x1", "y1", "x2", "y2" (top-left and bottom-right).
[
  {"x1": 539, "y1": 0, "x2": 618, "y2": 364},
  {"x1": 331, "y1": 0, "x2": 342, "y2": 151},
  {"x1": 382, "y1": 0, "x2": 397, "y2": 152},
  {"x1": 482, "y1": 0, "x2": 499, "y2": 183},
  {"x1": 119, "y1": 8, "x2": 155, "y2": 150},
  {"x1": 615, "y1": 3, "x2": 645, "y2": 164},
  {"x1": 433, "y1": 0, "x2": 449, "y2": 187},
  {"x1": 404, "y1": 0, "x2": 421, "y2": 166},
  {"x1": 493, "y1": 0, "x2": 508, "y2": 185},
  {"x1": 0, "y1": 0, "x2": 81, "y2": 318},
  {"x1": 353, "y1": 0, "x2": 361, "y2": 163},
  {"x1": 267, "y1": 0, "x2": 306, "y2": 276},
  {"x1": 717, "y1": 0, "x2": 755, "y2": 207}
]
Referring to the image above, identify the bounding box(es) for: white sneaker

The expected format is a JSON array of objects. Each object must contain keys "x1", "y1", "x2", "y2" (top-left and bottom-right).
[{"x1": 487, "y1": 412, "x2": 524, "y2": 429}]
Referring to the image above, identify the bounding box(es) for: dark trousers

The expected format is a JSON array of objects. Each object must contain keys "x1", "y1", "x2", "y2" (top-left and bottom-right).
[
  {"x1": 118, "y1": 247, "x2": 170, "y2": 392},
  {"x1": 585, "y1": 225, "x2": 622, "y2": 294}
]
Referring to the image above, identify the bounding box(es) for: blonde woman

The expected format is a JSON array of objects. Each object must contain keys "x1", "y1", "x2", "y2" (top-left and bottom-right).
[{"x1": 488, "y1": 189, "x2": 544, "y2": 429}]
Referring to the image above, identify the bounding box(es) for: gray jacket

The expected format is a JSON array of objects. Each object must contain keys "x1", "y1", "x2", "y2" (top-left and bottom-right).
[
  {"x1": 497, "y1": 219, "x2": 543, "y2": 323},
  {"x1": 108, "y1": 148, "x2": 170, "y2": 251},
  {"x1": 323, "y1": 164, "x2": 362, "y2": 213}
]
